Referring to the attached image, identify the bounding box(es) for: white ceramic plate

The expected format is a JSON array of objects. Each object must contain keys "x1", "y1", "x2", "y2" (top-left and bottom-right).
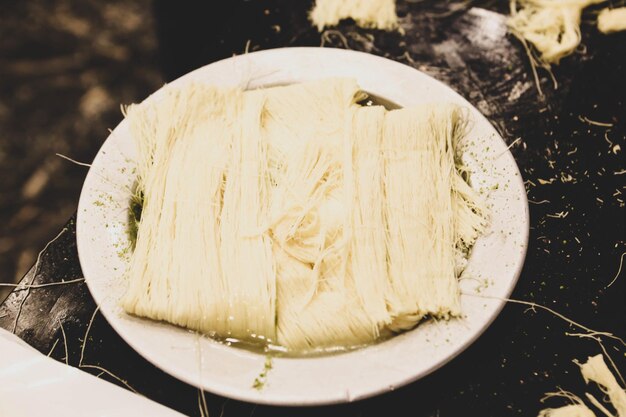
[{"x1": 76, "y1": 47, "x2": 529, "y2": 406}]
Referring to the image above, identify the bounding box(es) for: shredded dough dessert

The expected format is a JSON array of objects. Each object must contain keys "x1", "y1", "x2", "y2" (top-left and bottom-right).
[{"x1": 121, "y1": 78, "x2": 488, "y2": 352}]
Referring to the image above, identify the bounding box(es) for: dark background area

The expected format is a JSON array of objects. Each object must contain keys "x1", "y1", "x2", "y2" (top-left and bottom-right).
[
  {"x1": 0, "y1": 0, "x2": 624, "y2": 416},
  {"x1": 0, "y1": 0, "x2": 162, "y2": 300}
]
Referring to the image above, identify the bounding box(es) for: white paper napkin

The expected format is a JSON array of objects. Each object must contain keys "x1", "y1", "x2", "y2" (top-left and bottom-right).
[{"x1": 0, "y1": 328, "x2": 185, "y2": 417}]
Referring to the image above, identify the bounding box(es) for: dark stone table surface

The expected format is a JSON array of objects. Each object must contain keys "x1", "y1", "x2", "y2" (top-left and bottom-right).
[{"x1": 1, "y1": 1, "x2": 624, "y2": 416}]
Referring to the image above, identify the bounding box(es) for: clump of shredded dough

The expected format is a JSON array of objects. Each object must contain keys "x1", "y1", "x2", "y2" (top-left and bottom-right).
[
  {"x1": 310, "y1": 0, "x2": 398, "y2": 31},
  {"x1": 537, "y1": 390, "x2": 596, "y2": 417},
  {"x1": 121, "y1": 78, "x2": 488, "y2": 351},
  {"x1": 538, "y1": 404, "x2": 596, "y2": 417},
  {"x1": 597, "y1": 7, "x2": 626, "y2": 34},
  {"x1": 577, "y1": 354, "x2": 626, "y2": 416},
  {"x1": 507, "y1": 0, "x2": 604, "y2": 66}
]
